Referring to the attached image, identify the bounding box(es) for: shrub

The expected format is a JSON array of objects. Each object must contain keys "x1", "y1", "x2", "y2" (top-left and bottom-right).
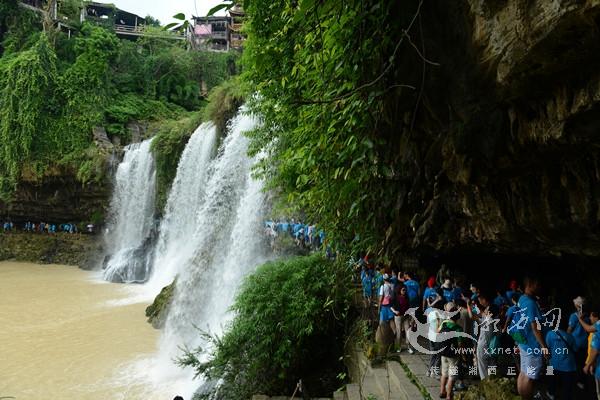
[
  {"x1": 179, "y1": 254, "x2": 353, "y2": 400},
  {"x1": 203, "y1": 77, "x2": 246, "y2": 135}
]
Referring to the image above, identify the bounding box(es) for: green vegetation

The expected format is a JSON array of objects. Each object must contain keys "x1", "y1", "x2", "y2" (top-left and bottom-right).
[
  {"x1": 150, "y1": 75, "x2": 249, "y2": 211},
  {"x1": 456, "y1": 378, "x2": 520, "y2": 400},
  {"x1": 0, "y1": 33, "x2": 57, "y2": 197},
  {"x1": 203, "y1": 77, "x2": 246, "y2": 135},
  {"x1": 145, "y1": 279, "x2": 176, "y2": 329},
  {"x1": 241, "y1": 0, "x2": 424, "y2": 264},
  {"x1": 150, "y1": 111, "x2": 203, "y2": 211},
  {"x1": 0, "y1": 4, "x2": 238, "y2": 200},
  {"x1": 178, "y1": 254, "x2": 353, "y2": 399}
]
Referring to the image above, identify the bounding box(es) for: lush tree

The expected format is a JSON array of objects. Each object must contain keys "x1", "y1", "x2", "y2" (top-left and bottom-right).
[
  {"x1": 57, "y1": 23, "x2": 120, "y2": 150},
  {"x1": 57, "y1": 0, "x2": 84, "y2": 25},
  {"x1": 0, "y1": 33, "x2": 57, "y2": 198},
  {"x1": 144, "y1": 15, "x2": 161, "y2": 27},
  {"x1": 0, "y1": 2, "x2": 41, "y2": 56},
  {"x1": 241, "y1": 0, "x2": 425, "y2": 263},
  {"x1": 179, "y1": 254, "x2": 352, "y2": 400},
  {"x1": 0, "y1": 8, "x2": 239, "y2": 200}
]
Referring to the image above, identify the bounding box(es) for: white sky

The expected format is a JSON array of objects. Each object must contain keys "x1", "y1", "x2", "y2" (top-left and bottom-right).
[{"x1": 108, "y1": 0, "x2": 224, "y2": 25}]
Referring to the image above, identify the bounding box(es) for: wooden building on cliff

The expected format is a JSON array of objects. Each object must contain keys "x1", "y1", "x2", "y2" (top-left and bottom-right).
[{"x1": 191, "y1": 5, "x2": 246, "y2": 52}]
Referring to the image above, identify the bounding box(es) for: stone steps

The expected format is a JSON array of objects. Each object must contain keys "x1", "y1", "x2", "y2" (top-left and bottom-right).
[
  {"x1": 251, "y1": 352, "x2": 428, "y2": 400},
  {"x1": 333, "y1": 390, "x2": 347, "y2": 400},
  {"x1": 387, "y1": 361, "x2": 427, "y2": 400},
  {"x1": 333, "y1": 356, "x2": 426, "y2": 400},
  {"x1": 398, "y1": 353, "x2": 440, "y2": 399},
  {"x1": 345, "y1": 383, "x2": 361, "y2": 400}
]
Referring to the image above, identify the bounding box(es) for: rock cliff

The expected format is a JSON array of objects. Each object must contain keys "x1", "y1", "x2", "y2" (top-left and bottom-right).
[
  {"x1": 0, "y1": 134, "x2": 122, "y2": 228},
  {"x1": 0, "y1": 232, "x2": 102, "y2": 268},
  {"x1": 0, "y1": 170, "x2": 111, "y2": 227},
  {"x1": 393, "y1": 0, "x2": 600, "y2": 258}
]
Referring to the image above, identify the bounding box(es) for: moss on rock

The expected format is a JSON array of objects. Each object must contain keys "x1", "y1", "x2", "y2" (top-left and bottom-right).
[
  {"x1": 0, "y1": 232, "x2": 101, "y2": 268},
  {"x1": 150, "y1": 112, "x2": 203, "y2": 213},
  {"x1": 145, "y1": 279, "x2": 176, "y2": 329}
]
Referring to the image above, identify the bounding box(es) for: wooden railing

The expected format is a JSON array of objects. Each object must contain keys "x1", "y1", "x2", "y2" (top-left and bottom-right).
[{"x1": 114, "y1": 24, "x2": 186, "y2": 40}]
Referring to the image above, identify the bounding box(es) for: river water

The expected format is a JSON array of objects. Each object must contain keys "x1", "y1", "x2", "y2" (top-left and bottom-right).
[{"x1": 0, "y1": 261, "x2": 176, "y2": 400}]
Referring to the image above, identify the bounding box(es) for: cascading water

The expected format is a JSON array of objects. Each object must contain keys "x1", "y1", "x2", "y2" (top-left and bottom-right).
[
  {"x1": 147, "y1": 123, "x2": 219, "y2": 294},
  {"x1": 103, "y1": 139, "x2": 157, "y2": 283},
  {"x1": 146, "y1": 111, "x2": 271, "y2": 397}
]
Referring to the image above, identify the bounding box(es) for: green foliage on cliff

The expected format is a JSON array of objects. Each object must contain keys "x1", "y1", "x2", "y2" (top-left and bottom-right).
[
  {"x1": 145, "y1": 279, "x2": 176, "y2": 329},
  {"x1": 241, "y1": 0, "x2": 424, "y2": 262},
  {"x1": 0, "y1": 34, "x2": 57, "y2": 198},
  {"x1": 0, "y1": 5, "x2": 239, "y2": 200},
  {"x1": 179, "y1": 254, "x2": 352, "y2": 400},
  {"x1": 203, "y1": 77, "x2": 247, "y2": 135},
  {"x1": 60, "y1": 23, "x2": 120, "y2": 149},
  {"x1": 150, "y1": 111, "x2": 204, "y2": 211}
]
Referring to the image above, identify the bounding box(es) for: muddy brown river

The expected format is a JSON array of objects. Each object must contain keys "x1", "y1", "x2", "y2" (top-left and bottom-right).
[{"x1": 0, "y1": 261, "x2": 178, "y2": 400}]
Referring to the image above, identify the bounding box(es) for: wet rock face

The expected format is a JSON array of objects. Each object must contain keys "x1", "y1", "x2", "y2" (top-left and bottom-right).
[
  {"x1": 0, "y1": 233, "x2": 102, "y2": 268},
  {"x1": 145, "y1": 280, "x2": 175, "y2": 329},
  {"x1": 396, "y1": 0, "x2": 600, "y2": 257},
  {"x1": 102, "y1": 231, "x2": 157, "y2": 283},
  {"x1": 0, "y1": 172, "x2": 110, "y2": 228},
  {"x1": 468, "y1": 0, "x2": 600, "y2": 87}
]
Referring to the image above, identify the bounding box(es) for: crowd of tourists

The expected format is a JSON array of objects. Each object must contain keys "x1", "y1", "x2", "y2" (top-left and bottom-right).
[
  {"x1": 1, "y1": 221, "x2": 88, "y2": 234},
  {"x1": 358, "y1": 257, "x2": 600, "y2": 400},
  {"x1": 264, "y1": 219, "x2": 326, "y2": 249}
]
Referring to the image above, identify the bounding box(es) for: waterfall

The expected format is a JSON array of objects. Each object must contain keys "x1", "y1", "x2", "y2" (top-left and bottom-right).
[
  {"x1": 146, "y1": 123, "x2": 219, "y2": 294},
  {"x1": 147, "y1": 111, "x2": 271, "y2": 398},
  {"x1": 102, "y1": 139, "x2": 157, "y2": 283}
]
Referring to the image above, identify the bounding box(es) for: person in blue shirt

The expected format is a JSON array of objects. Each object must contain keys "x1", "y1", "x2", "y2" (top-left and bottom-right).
[
  {"x1": 546, "y1": 315, "x2": 577, "y2": 400},
  {"x1": 502, "y1": 293, "x2": 521, "y2": 329},
  {"x1": 567, "y1": 296, "x2": 590, "y2": 389},
  {"x1": 493, "y1": 288, "x2": 507, "y2": 308},
  {"x1": 584, "y1": 307, "x2": 600, "y2": 400},
  {"x1": 372, "y1": 266, "x2": 385, "y2": 295},
  {"x1": 422, "y1": 276, "x2": 439, "y2": 310},
  {"x1": 360, "y1": 266, "x2": 374, "y2": 306},
  {"x1": 451, "y1": 278, "x2": 463, "y2": 302},
  {"x1": 517, "y1": 276, "x2": 549, "y2": 400},
  {"x1": 403, "y1": 271, "x2": 420, "y2": 308},
  {"x1": 390, "y1": 269, "x2": 399, "y2": 289},
  {"x1": 502, "y1": 292, "x2": 522, "y2": 374},
  {"x1": 469, "y1": 283, "x2": 480, "y2": 302},
  {"x1": 280, "y1": 221, "x2": 288, "y2": 234},
  {"x1": 505, "y1": 279, "x2": 522, "y2": 303}
]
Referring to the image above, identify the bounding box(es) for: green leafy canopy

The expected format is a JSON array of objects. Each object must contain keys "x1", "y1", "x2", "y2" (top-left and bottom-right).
[
  {"x1": 241, "y1": 0, "x2": 424, "y2": 263},
  {"x1": 179, "y1": 254, "x2": 352, "y2": 399}
]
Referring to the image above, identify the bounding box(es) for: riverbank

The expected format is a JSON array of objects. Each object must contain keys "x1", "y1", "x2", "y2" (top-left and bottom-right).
[{"x1": 0, "y1": 232, "x2": 102, "y2": 268}]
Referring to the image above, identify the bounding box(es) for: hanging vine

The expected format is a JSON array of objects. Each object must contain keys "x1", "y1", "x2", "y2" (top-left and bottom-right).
[{"x1": 0, "y1": 33, "x2": 57, "y2": 199}]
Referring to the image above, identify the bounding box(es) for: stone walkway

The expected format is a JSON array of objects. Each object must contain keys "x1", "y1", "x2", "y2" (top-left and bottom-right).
[
  {"x1": 252, "y1": 350, "x2": 444, "y2": 400},
  {"x1": 398, "y1": 352, "x2": 439, "y2": 399},
  {"x1": 334, "y1": 359, "x2": 426, "y2": 400},
  {"x1": 336, "y1": 344, "x2": 430, "y2": 400}
]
